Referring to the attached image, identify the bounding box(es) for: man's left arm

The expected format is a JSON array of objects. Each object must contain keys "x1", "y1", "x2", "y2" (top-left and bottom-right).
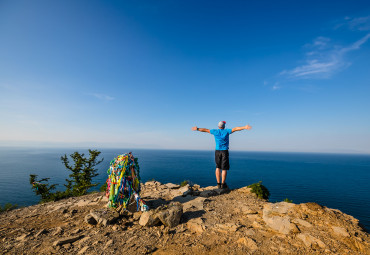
[
  {"x1": 192, "y1": 126, "x2": 210, "y2": 133},
  {"x1": 231, "y1": 124, "x2": 252, "y2": 133}
]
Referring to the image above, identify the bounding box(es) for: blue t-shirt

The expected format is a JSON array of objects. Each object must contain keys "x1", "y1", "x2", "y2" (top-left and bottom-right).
[{"x1": 210, "y1": 129, "x2": 232, "y2": 150}]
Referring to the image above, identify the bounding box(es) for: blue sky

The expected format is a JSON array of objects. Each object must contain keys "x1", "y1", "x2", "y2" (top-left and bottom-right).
[{"x1": 1, "y1": 0, "x2": 370, "y2": 153}]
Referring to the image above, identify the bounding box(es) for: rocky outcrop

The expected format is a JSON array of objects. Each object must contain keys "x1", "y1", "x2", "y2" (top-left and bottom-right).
[
  {"x1": 89, "y1": 208, "x2": 120, "y2": 226},
  {"x1": 0, "y1": 182, "x2": 369, "y2": 254}
]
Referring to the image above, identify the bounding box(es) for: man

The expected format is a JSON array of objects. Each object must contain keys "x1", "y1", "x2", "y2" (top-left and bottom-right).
[{"x1": 192, "y1": 121, "x2": 252, "y2": 189}]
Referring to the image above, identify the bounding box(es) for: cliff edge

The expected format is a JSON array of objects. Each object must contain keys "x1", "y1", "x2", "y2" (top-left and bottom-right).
[{"x1": 1, "y1": 181, "x2": 369, "y2": 254}]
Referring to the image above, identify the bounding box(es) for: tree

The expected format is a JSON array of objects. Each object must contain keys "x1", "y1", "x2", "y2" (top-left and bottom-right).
[
  {"x1": 61, "y1": 149, "x2": 103, "y2": 196},
  {"x1": 30, "y1": 149, "x2": 103, "y2": 203},
  {"x1": 29, "y1": 174, "x2": 58, "y2": 202}
]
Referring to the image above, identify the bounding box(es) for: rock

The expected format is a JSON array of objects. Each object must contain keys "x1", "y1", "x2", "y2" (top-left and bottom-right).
[
  {"x1": 192, "y1": 184, "x2": 200, "y2": 190},
  {"x1": 169, "y1": 185, "x2": 191, "y2": 198},
  {"x1": 145, "y1": 181, "x2": 162, "y2": 186},
  {"x1": 187, "y1": 218, "x2": 206, "y2": 233},
  {"x1": 293, "y1": 218, "x2": 313, "y2": 228},
  {"x1": 63, "y1": 243, "x2": 72, "y2": 249},
  {"x1": 199, "y1": 190, "x2": 217, "y2": 197},
  {"x1": 90, "y1": 209, "x2": 119, "y2": 226},
  {"x1": 179, "y1": 185, "x2": 191, "y2": 195},
  {"x1": 157, "y1": 202, "x2": 183, "y2": 228},
  {"x1": 133, "y1": 212, "x2": 142, "y2": 221},
  {"x1": 172, "y1": 195, "x2": 194, "y2": 204},
  {"x1": 252, "y1": 221, "x2": 264, "y2": 229},
  {"x1": 77, "y1": 246, "x2": 89, "y2": 254},
  {"x1": 300, "y1": 202, "x2": 325, "y2": 215},
  {"x1": 139, "y1": 211, "x2": 160, "y2": 227},
  {"x1": 297, "y1": 233, "x2": 326, "y2": 248},
  {"x1": 53, "y1": 235, "x2": 84, "y2": 246},
  {"x1": 105, "y1": 239, "x2": 114, "y2": 248},
  {"x1": 53, "y1": 227, "x2": 63, "y2": 236},
  {"x1": 332, "y1": 226, "x2": 350, "y2": 237},
  {"x1": 84, "y1": 214, "x2": 97, "y2": 225},
  {"x1": 245, "y1": 229, "x2": 256, "y2": 236},
  {"x1": 214, "y1": 188, "x2": 230, "y2": 195},
  {"x1": 263, "y1": 202, "x2": 300, "y2": 234},
  {"x1": 183, "y1": 197, "x2": 206, "y2": 212},
  {"x1": 70, "y1": 209, "x2": 78, "y2": 215},
  {"x1": 16, "y1": 234, "x2": 29, "y2": 241},
  {"x1": 215, "y1": 223, "x2": 241, "y2": 233},
  {"x1": 264, "y1": 202, "x2": 295, "y2": 215},
  {"x1": 77, "y1": 236, "x2": 91, "y2": 246},
  {"x1": 143, "y1": 245, "x2": 157, "y2": 253},
  {"x1": 263, "y1": 215, "x2": 300, "y2": 234},
  {"x1": 71, "y1": 228, "x2": 81, "y2": 234},
  {"x1": 35, "y1": 229, "x2": 48, "y2": 237},
  {"x1": 76, "y1": 200, "x2": 90, "y2": 207},
  {"x1": 165, "y1": 183, "x2": 180, "y2": 189},
  {"x1": 237, "y1": 187, "x2": 252, "y2": 194},
  {"x1": 237, "y1": 237, "x2": 258, "y2": 251},
  {"x1": 245, "y1": 209, "x2": 258, "y2": 215}
]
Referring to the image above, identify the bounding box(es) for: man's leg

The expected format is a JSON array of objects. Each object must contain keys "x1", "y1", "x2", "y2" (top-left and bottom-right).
[
  {"x1": 215, "y1": 168, "x2": 221, "y2": 184},
  {"x1": 221, "y1": 170, "x2": 227, "y2": 184}
]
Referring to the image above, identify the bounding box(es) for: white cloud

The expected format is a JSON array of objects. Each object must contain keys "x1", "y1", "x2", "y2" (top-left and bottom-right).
[
  {"x1": 346, "y1": 16, "x2": 370, "y2": 31},
  {"x1": 90, "y1": 93, "x2": 115, "y2": 101},
  {"x1": 311, "y1": 36, "x2": 330, "y2": 49},
  {"x1": 272, "y1": 82, "x2": 280, "y2": 90},
  {"x1": 281, "y1": 33, "x2": 370, "y2": 79}
]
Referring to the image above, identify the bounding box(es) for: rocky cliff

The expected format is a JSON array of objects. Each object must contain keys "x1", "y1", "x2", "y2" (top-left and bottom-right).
[{"x1": 0, "y1": 181, "x2": 369, "y2": 254}]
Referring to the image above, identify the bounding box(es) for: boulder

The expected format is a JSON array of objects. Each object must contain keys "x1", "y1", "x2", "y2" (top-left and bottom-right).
[
  {"x1": 157, "y1": 202, "x2": 183, "y2": 228},
  {"x1": 84, "y1": 214, "x2": 97, "y2": 225},
  {"x1": 139, "y1": 211, "x2": 161, "y2": 227},
  {"x1": 187, "y1": 218, "x2": 206, "y2": 233},
  {"x1": 332, "y1": 226, "x2": 350, "y2": 237},
  {"x1": 90, "y1": 209, "x2": 119, "y2": 226},
  {"x1": 182, "y1": 197, "x2": 206, "y2": 212},
  {"x1": 169, "y1": 184, "x2": 191, "y2": 198},
  {"x1": 164, "y1": 183, "x2": 180, "y2": 189},
  {"x1": 263, "y1": 202, "x2": 299, "y2": 234},
  {"x1": 139, "y1": 202, "x2": 183, "y2": 228},
  {"x1": 263, "y1": 215, "x2": 299, "y2": 234},
  {"x1": 199, "y1": 190, "x2": 217, "y2": 198}
]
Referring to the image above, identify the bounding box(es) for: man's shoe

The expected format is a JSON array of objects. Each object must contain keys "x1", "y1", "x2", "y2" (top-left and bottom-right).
[
  {"x1": 221, "y1": 183, "x2": 228, "y2": 189},
  {"x1": 217, "y1": 183, "x2": 222, "y2": 189}
]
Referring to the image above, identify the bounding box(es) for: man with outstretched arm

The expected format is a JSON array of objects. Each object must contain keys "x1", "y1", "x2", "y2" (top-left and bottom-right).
[{"x1": 191, "y1": 121, "x2": 252, "y2": 189}]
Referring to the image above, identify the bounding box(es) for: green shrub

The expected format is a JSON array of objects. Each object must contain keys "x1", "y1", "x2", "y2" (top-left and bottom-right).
[
  {"x1": 248, "y1": 181, "x2": 270, "y2": 200},
  {"x1": 180, "y1": 180, "x2": 189, "y2": 187},
  {"x1": 61, "y1": 149, "x2": 103, "y2": 196},
  {"x1": 100, "y1": 182, "x2": 107, "y2": 192},
  {"x1": 0, "y1": 203, "x2": 18, "y2": 213},
  {"x1": 30, "y1": 149, "x2": 103, "y2": 203},
  {"x1": 283, "y1": 198, "x2": 293, "y2": 203}
]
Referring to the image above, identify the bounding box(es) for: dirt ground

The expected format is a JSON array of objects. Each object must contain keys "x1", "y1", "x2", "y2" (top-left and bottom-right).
[{"x1": 0, "y1": 182, "x2": 369, "y2": 254}]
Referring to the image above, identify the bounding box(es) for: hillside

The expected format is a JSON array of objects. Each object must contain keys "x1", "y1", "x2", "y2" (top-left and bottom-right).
[{"x1": 0, "y1": 181, "x2": 369, "y2": 254}]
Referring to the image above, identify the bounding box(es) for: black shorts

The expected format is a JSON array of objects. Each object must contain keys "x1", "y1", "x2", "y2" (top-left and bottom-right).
[{"x1": 215, "y1": 150, "x2": 230, "y2": 170}]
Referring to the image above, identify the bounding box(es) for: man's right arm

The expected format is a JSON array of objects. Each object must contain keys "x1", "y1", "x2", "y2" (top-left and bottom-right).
[
  {"x1": 192, "y1": 126, "x2": 210, "y2": 133},
  {"x1": 231, "y1": 124, "x2": 252, "y2": 133}
]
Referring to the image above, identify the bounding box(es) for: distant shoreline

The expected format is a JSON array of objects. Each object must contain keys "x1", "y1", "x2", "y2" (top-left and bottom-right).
[{"x1": 1, "y1": 145, "x2": 369, "y2": 156}]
